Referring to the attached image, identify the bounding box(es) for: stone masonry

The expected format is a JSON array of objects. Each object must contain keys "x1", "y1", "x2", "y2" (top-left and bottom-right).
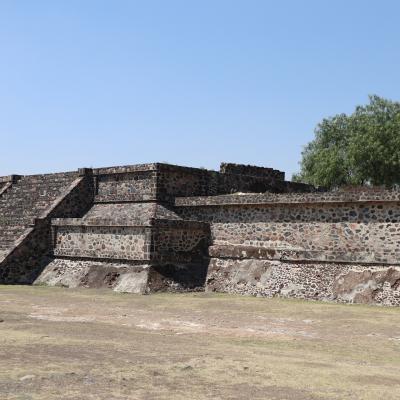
[{"x1": 1, "y1": 162, "x2": 400, "y2": 305}]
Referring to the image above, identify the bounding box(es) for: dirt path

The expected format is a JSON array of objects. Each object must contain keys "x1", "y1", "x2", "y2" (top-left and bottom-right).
[{"x1": 1, "y1": 286, "x2": 400, "y2": 399}]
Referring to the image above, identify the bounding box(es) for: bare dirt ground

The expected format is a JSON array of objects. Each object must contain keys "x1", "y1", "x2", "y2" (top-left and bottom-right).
[{"x1": 1, "y1": 286, "x2": 400, "y2": 400}]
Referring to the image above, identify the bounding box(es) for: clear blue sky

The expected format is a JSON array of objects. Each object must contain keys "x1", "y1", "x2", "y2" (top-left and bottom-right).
[{"x1": 1, "y1": 1, "x2": 399, "y2": 178}]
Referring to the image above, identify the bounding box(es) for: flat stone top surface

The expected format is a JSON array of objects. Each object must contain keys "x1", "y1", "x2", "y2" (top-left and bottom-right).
[
  {"x1": 92, "y1": 162, "x2": 218, "y2": 175},
  {"x1": 2, "y1": 161, "x2": 288, "y2": 179},
  {"x1": 66, "y1": 203, "x2": 182, "y2": 226}
]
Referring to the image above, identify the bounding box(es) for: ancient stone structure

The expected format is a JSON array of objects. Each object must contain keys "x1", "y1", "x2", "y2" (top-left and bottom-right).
[{"x1": 1, "y1": 162, "x2": 400, "y2": 306}]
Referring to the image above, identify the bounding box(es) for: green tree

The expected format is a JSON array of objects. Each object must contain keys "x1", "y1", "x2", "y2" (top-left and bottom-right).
[{"x1": 293, "y1": 95, "x2": 400, "y2": 189}]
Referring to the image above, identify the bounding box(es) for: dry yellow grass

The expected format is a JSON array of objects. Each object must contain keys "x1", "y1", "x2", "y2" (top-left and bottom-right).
[{"x1": 1, "y1": 286, "x2": 400, "y2": 399}]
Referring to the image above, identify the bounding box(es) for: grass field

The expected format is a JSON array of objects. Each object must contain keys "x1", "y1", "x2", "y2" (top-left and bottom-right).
[{"x1": 0, "y1": 286, "x2": 400, "y2": 399}]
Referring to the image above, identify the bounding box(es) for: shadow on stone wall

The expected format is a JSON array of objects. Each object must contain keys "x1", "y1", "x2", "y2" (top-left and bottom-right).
[{"x1": 148, "y1": 263, "x2": 209, "y2": 292}]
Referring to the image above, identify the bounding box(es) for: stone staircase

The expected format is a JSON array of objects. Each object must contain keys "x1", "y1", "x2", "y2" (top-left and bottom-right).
[{"x1": 0, "y1": 172, "x2": 78, "y2": 256}]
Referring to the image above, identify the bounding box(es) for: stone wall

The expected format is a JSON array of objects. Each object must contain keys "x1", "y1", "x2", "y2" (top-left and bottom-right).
[
  {"x1": 34, "y1": 164, "x2": 221, "y2": 293},
  {"x1": 4, "y1": 161, "x2": 400, "y2": 306},
  {"x1": 175, "y1": 194, "x2": 400, "y2": 264},
  {"x1": 50, "y1": 218, "x2": 209, "y2": 264},
  {"x1": 176, "y1": 201, "x2": 400, "y2": 223},
  {"x1": 175, "y1": 190, "x2": 400, "y2": 305},
  {"x1": 206, "y1": 258, "x2": 400, "y2": 306},
  {"x1": 91, "y1": 163, "x2": 314, "y2": 204},
  {"x1": 0, "y1": 172, "x2": 94, "y2": 284},
  {"x1": 36, "y1": 258, "x2": 208, "y2": 294},
  {"x1": 201, "y1": 219, "x2": 400, "y2": 263},
  {"x1": 52, "y1": 223, "x2": 150, "y2": 260},
  {"x1": 156, "y1": 163, "x2": 299, "y2": 199},
  {"x1": 220, "y1": 162, "x2": 285, "y2": 181},
  {"x1": 0, "y1": 175, "x2": 20, "y2": 199},
  {"x1": 94, "y1": 168, "x2": 158, "y2": 202},
  {"x1": 151, "y1": 220, "x2": 210, "y2": 264},
  {"x1": 175, "y1": 188, "x2": 400, "y2": 207},
  {"x1": 0, "y1": 183, "x2": 9, "y2": 197},
  {"x1": 0, "y1": 221, "x2": 51, "y2": 284},
  {"x1": 35, "y1": 258, "x2": 152, "y2": 293}
]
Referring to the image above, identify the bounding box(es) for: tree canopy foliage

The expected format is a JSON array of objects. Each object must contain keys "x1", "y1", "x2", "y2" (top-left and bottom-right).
[{"x1": 293, "y1": 95, "x2": 400, "y2": 189}]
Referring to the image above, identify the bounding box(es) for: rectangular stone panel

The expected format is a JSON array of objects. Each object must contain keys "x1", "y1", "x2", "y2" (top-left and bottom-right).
[
  {"x1": 95, "y1": 171, "x2": 157, "y2": 202},
  {"x1": 208, "y1": 221, "x2": 400, "y2": 264},
  {"x1": 53, "y1": 225, "x2": 150, "y2": 260}
]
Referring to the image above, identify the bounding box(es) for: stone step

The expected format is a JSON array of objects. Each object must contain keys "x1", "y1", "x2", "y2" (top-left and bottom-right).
[
  {"x1": 18, "y1": 177, "x2": 76, "y2": 186},
  {"x1": 0, "y1": 224, "x2": 27, "y2": 232},
  {"x1": 6, "y1": 189, "x2": 67, "y2": 197},
  {"x1": 0, "y1": 173, "x2": 78, "y2": 256},
  {"x1": 0, "y1": 207, "x2": 46, "y2": 217},
  {"x1": 0, "y1": 222, "x2": 28, "y2": 250}
]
